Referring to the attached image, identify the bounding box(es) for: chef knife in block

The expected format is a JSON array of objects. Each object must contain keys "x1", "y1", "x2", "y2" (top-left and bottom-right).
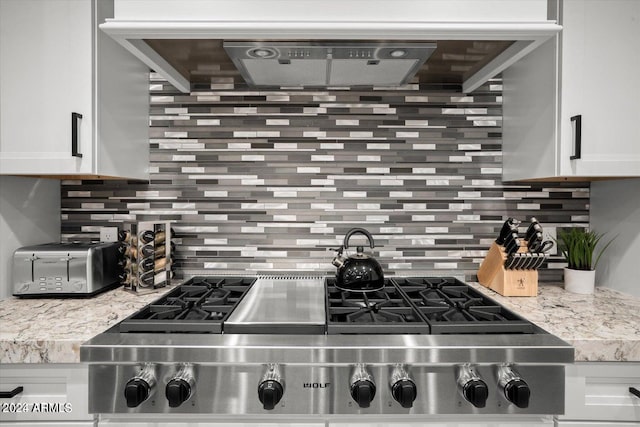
[
  {"x1": 496, "y1": 218, "x2": 520, "y2": 245},
  {"x1": 532, "y1": 253, "x2": 546, "y2": 270},
  {"x1": 525, "y1": 218, "x2": 540, "y2": 240},
  {"x1": 504, "y1": 253, "x2": 517, "y2": 269},
  {"x1": 504, "y1": 232, "x2": 520, "y2": 256}
]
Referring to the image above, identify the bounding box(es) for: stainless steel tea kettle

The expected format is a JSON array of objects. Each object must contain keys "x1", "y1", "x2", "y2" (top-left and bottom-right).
[{"x1": 332, "y1": 228, "x2": 384, "y2": 292}]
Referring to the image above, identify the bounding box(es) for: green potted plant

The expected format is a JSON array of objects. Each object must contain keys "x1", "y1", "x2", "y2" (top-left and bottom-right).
[{"x1": 555, "y1": 228, "x2": 615, "y2": 294}]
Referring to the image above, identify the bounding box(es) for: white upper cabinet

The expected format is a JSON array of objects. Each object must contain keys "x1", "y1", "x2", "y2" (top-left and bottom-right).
[
  {"x1": 0, "y1": 0, "x2": 149, "y2": 180},
  {"x1": 502, "y1": 0, "x2": 640, "y2": 181}
]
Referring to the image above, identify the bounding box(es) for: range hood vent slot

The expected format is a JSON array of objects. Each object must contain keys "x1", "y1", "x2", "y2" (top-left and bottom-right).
[{"x1": 223, "y1": 41, "x2": 436, "y2": 87}]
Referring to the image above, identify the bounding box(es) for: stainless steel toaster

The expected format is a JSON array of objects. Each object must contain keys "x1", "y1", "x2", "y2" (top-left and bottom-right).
[{"x1": 13, "y1": 242, "x2": 121, "y2": 297}]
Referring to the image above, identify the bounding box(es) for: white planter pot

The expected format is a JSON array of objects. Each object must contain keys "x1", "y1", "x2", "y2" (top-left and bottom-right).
[{"x1": 564, "y1": 267, "x2": 596, "y2": 294}]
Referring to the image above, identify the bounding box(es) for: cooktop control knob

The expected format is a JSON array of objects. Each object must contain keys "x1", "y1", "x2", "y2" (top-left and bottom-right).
[
  {"x1": 165, "y1": 364, "x2": 195, "y2": 408},
  {"x1": 125, "y1": 379, "x2": 150, "y2": 408},
  {"x1": 457, "y1": 364, "x2": 488, "y2": 408},
  {"x1": 258, "y1": 380, "x2": 284, "y2": 410},
  {"x1": 124, "y1": 364, "x2": 156, "y2": 408},
  {"x1": 504, "y1": 379, "x2": 530, "y2": 409},
  {"x1": 166, "y1": 379, "x2": 190, "y2": 408},
  {"x1": 392, "y1": 379, "x2": 417, "y2": 408},
  {"x1": 258, "y1": 363, "x2": 284, "y2": 410},
  {"x1": 390, "y1": 364, "x2": 417, "y2": 408},
  {"x1": 350, "y1": 364, "x2": 376, "y2": 408},
  {"x1": 498, "y1": 365, "x2": 530, "y2": 409},
  {"x1": 463, "y1": 379, "x2": 489, "y2": 408},
  {"x1": 351, "y1": 380, "x2": 376, "y2": 408}
]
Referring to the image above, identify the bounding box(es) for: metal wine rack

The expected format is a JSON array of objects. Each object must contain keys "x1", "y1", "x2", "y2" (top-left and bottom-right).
[{"x1": 118, "y1": 221, "x2": 174, "y2": 292}]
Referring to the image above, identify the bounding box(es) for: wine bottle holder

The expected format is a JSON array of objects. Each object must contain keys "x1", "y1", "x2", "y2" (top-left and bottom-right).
[{"x1": 118, "y1": 221, "x2": 175, "y2": 293}]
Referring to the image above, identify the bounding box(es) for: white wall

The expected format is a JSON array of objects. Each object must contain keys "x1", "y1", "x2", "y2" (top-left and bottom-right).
[
  {"x1": 590, "y1": 178, "x2": 640, "y2": 297},
  {"x1": 0, "y1": 176, "x2": 60, "y2": 299}
]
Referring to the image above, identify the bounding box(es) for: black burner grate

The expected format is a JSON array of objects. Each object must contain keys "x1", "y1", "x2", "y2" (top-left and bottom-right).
[
  {"x1": 119, "y1": 277, "x2": 256, "y2": 333},
  {"x1": 118, "y1": 276, "x2": 536, "y2": 335},
  {"x1": 392, "y1": 277, "x2": 535, "y2": 334},
  {"x1": 325, "y1": 278, "x2": 431, "y2": 334}
]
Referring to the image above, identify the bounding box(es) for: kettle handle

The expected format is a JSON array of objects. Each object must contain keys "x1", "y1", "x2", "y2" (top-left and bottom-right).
[{"x1": 344, "y1": 228, "x2": 375, "y2": 249}]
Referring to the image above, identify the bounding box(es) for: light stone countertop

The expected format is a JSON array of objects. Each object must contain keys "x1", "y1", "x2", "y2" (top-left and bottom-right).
[
  {"x1": 0, "y1": 282, "x2": 638, "y2": 363},
  {"x1": 0, "y1": 285, "x2": 175, "y2": 363},
  {"x1": 469, "y1": 282, "x2": 640, "y2": 362}
]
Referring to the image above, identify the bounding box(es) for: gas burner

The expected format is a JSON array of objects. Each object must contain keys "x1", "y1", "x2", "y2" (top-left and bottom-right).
[
  {"x1": 325, "y1": 278, "x2": 430, "y2": 334},
  {"x1": 393, "y1": 277, "x2": 535, "y2": 334},
  {"x1": 118, "y1": 276, "x2": 256, "y2": 333},
  {"x1": 205, "y1": 288, "x2": 231, "y2": 305},
  {"x1": 346, "y1": 306, "x2": 406, "y2": 323},
  {"x1": 147, "y1": 304, "x2": 185, "y2": 320},
  {"x1": 344, "y1": 296, "x2": 405, "y2": 324}
]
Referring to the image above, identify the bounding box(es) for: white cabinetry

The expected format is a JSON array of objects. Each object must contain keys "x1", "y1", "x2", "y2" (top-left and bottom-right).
[
  {"x1": 0, "y1": 0, "x2": 149, "y2": 180},
  {"x1": 329, "y1": 420, "x2": 553, "y2": 427},
  {"x1": 556, "y1": 362, "x2": 640, "y2": 426},
  {"x1": 0, "y1": 363, "x2": 93, "y2": 424},
  {"x1": 502, "y1": 0, "x2": 640, "y2": 180},
  {"x1": 98, "y1": 423, "x2": 323, "y2": 427},
  {"x1": 97, "y1": 419, "x2": 553, "y2": 426}
]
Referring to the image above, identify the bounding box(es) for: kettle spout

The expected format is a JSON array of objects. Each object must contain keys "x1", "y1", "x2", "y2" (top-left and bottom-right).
[
  {"x1": 332, "y1": 256, "x2": 345, "y2": 269},
  {"x1": 331, "y1": 246, "x2": 345, "y2": 268}
]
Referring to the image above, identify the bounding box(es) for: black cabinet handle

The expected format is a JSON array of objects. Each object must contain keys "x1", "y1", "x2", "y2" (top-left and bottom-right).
[
  {"x1": 0, "y1": 386, "x2": 24, "y2": 398},
  {"x1": 72, "y1": 112, "x2": 83, "y2": 158},
  {"x1": 630, "y1": 387, "x2": 640, "y2": 399},
  {"x1": 570, "y1": 114, "x2": 581, "y2": 160}
]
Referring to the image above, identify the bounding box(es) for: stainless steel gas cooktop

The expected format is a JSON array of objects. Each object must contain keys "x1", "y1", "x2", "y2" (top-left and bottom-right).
[{"x1": 82, "y1": 275, "x2": 573, "y2": 418}]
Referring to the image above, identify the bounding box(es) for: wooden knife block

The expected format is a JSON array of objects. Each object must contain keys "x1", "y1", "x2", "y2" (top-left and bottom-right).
[{"x1": 477, "y1": 242, "x2": 538, "y2": 297}]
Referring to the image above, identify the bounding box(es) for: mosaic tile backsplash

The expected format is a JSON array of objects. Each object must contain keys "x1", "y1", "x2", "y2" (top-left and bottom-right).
[{"x1": 61, "y1": 75, "x2": 589, "y2": 281}]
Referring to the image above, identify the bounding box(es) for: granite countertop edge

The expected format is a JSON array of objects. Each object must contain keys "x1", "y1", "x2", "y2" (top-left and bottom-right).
[{"x1": 1, "y1": 282, "x2": 639, "y2": 364}]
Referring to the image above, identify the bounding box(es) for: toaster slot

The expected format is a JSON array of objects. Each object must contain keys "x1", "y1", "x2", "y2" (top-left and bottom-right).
[{"x1": 20, "y1": 254, "x2": 38, "y2": 283}]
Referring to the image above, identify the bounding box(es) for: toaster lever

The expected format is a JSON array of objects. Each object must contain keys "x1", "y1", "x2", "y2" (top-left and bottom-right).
[
  {"x1": 24, "y1": 255, "x2": 38, "y2": 283},
  {"x1": 60, "y1": 255, "x2": 73, "y2": 281}
]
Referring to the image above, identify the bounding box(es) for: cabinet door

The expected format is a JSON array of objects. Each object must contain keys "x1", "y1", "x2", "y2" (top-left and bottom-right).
[
  {"x1": 0, "y1": 363, "x2": 92, "y2": 422},
  {"x1": 556, "y1": 422, "x2": 640, "y2": 427},
  {"x1": 560, "y1": 362, "x2": 640, "y2": 423},
  {"x1": 98, "y1": 422, "x2": 325, "y2": 427},
  {"x1": 558, "y1": 0, "x2": 640, "y2": 176},
  {"x1": 1, "y1": 423, "x2": 94, "y2": 427},
  {"x1": 330, "y1": 421, "x2": 553, "y2": 427},
  {"x1": 0, "y1": 0, "x2": 94, "y2": 174}
]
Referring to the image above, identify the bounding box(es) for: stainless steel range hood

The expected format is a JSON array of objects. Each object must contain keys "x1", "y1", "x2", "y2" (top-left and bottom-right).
[
  {"x1": 223, "y1": 41, "x2": 436, "y2": 87},
  {"x1": 99, "y1": 0, "x2": 562, "y2": 93}
]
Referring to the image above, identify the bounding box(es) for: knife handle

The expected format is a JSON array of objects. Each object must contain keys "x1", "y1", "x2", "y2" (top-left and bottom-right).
[
  {"x1": 497, "y1": 218, "x2": 519, "y2": 245},
  {"x1": 525, "y1": 223, "x2": 542, "y2": 242},
  {"x1": 506, "y1": 237, "x2": 520, "y2": 256},
  {"x1": 525, "y1": 217, "x2": 538, "y2": 236}
]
